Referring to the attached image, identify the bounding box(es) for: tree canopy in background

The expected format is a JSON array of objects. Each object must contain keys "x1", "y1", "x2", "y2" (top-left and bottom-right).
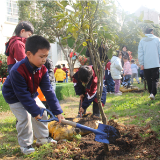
[{"x1": 18, "y1": 0, "x2": 160, "y2": 60}]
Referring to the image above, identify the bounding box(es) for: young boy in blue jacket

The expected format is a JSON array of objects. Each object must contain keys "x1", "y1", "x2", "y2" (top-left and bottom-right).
[
  {"x1": 2, "y1": 35, "x2": 64, "y2": 155},
  {"x1": 73, "y1": 65, "x2": 106, "y2": 117}
]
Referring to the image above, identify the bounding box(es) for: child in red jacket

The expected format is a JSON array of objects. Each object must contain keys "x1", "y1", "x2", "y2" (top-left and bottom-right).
[{"x1": 5, "y1": 21, "x2": 34, "y2": 72}]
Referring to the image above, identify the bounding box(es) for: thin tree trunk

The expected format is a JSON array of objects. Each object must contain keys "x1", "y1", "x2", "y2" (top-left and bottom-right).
[{"x1": 97, "y1": 79, "x2": 109, "y2": 153}]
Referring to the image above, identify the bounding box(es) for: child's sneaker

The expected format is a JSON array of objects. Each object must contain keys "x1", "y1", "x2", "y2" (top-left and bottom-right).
[
  {"x1": 114, "y1": 92, "x2": 122, "y2": 96},
  {"x1": 149, "y1": 94, "x2": 155, "y2": 100},
  {"x1": 36, "y1": 137, "x2": 57, "y2": 147},
  {"x1": 20, "y1": 145, "x2": 35, "y2": 155}
]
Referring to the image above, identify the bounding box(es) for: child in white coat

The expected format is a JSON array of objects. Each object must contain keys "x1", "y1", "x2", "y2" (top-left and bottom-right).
[{"x1": 110, "y1": 51, "x2": 123, "y2": 96}]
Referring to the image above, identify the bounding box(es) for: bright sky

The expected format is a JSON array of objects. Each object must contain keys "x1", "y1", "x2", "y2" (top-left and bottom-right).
[{"x1": 116, "y1": 0, "x2": 160, "y2": 13}]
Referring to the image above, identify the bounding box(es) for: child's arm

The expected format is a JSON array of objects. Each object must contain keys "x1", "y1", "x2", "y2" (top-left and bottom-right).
[
  {"x1": 138, "y1": 41, "x2": 144, "y2": 68},
  {"x1": 10, "y1": 70, "x2": 41, "y2": 117},
  {"x1": 81, "y1": 83, "x2": 106, "y2": 112},
  {"x1": 115, "y1": 59, "x2": 122, "y2": 71},
  {"x1": 13, "y1": 42, "x2": 26, "y2": 62},
  {"x1": 73, "y1": 72, "x2": 85, "y2": 96}
]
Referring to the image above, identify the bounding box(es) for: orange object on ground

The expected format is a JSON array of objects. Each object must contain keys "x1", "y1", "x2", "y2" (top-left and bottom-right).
[
  {"x1": 0, "y1": 78, "x2": 2, "y2": 83},
  {"x1": 37, "y1": 87, "x2": 46, "y2": 101},
  {"x1": 2, "y1": 78, "x2": 6, "y2": 84}
]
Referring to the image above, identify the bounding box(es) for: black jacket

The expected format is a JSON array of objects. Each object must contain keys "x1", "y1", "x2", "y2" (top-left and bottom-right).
[{"x1": 44, "y1": 58, "x2": 55, "y2": 83}]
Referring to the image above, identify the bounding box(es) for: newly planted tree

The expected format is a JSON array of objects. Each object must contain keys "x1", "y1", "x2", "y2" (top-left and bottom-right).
[{"x1": 55, "y1": 0, "x2": 119, "y2": 153}]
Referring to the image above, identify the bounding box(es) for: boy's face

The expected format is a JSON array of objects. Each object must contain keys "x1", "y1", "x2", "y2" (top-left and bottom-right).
[
  {"x1": 20, "y1": 29, "x2": 32, "y2": 38},
  {"x1": 26, "y1": 49, "x2": 49, "y2": 68}
]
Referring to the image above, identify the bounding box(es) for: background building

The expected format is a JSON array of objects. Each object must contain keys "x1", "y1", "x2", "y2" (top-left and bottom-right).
[
  {"x1": 135, "y1": 6, "x2": 160, "y2": 25},
  {"x1": 0, "y1": 0, "x2": 80, "y2": 70},
  {"x1": 0, "y1": 0, "x2": 18, "y2": 54}
]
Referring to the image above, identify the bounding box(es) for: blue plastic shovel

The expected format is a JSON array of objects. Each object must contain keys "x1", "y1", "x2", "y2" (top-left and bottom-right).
[{"x1": 38, "y1": 108, "x2": 120, "y2": 144}]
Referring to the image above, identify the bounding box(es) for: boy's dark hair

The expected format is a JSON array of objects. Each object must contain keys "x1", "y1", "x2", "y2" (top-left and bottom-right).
[
  {"x1": 131, "y1": 59, "x2": 135, "y2": 63},
  {"x1": 57, "y1": 65, "x2": 61, "y2": 68},
  {"x1": 78, "y1": 65, "x2": 93, "y2": 83},
  {"x1": 145, "y1": 28, "x2": 153, "y2": 34},
  {"x1": 123, "y1": 55, "x2": 128, "y2": 60},
  {"x1": 63, "y1": 64, "x2": 65, "y2": 67},
  {"x1": 122, "y1": 45, "x2": 127, "y2": 50},
  {"x1": 14, "y1": 21, "x2": 34, "y2": 36},
  {"x1": 25, "y1": 35, "x2": 50, "y2": 55}
]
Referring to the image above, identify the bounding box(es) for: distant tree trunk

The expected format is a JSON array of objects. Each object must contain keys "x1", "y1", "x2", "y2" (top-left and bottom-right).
[{"x1": 68, "y1": 62, "x2": 74, "y2": 81}]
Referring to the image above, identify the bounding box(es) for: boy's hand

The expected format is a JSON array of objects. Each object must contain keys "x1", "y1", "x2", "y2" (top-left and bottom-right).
[
  {"x1": 35, "y1": 114, "x2": 42, "y2": 121},
  {"x1": 79, "y1": 107, "x2": 84, "y2": 114},
  {"x1": 56, "y1": 114, "x2": 65, "y2": 123},
  {"x1": 80, "y1": 94, "x2": 84, "y2": 100}
]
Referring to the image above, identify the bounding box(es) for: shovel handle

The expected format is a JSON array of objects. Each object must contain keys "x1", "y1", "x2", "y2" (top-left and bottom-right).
[
  {"x1": 61, "y1": 119, "x2": 77, "y2": 127},
  {"x1": 38, "y1": 108, "x2": 77, "y2": 127},
  {"x1": 38, "y1": 108, "x2": 59, "y2": 122}
]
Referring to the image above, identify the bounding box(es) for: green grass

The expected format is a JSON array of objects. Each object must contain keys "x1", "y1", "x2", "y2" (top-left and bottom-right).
[
  {"x1": 55, "y1": 82, "x2": 76, "y2": 100},
  {"x1": 0, "y1": 91, "x2": 10, "y2": 112},
  {"x1": 104, "y1": 83, "x2": 160, "y2": 136}
]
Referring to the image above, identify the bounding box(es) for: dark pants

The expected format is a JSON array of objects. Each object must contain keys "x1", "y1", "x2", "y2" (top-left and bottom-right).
[
  {"x1": 78, "y1": 100, "x2": 100, "y2": 117},
  {"x1": 57, "y1": 81, "x2": 63, "y2": 83},
  {"x1": 144, "y1": 67, "x2": 159, "y2": 96},
  {"x1": 106, "y1": 78, "x2": 114, "y2": 92},
  {"x1": 140, "y1": 74, "x2": 144, "y2": 83}
]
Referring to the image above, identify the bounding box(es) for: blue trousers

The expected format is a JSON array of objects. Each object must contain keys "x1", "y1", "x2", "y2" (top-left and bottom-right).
[
  {"x1": 106, "y1": 78, "x2": 114, "y2": 92},
  {"x1": 63, "y1": 77, "x2": 68, "y2": 83},
  {"x1": 122, "y1": 75, "x2": 131, "y2": 86}
]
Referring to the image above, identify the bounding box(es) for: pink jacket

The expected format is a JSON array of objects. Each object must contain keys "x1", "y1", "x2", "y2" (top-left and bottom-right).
[{"x1": 123, "y1": 61, "x2": 132, "y2": 75}]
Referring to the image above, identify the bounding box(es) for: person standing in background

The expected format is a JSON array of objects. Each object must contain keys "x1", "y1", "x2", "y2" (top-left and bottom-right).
[
  {"x1": 62, "y1": 64, "x2": 69, "y2": 83},
  {"x1": 131, "y1": 59, "x2": 140, "y2": 84},
  {"x1": 121, "y1": 45, "x2": 129, "y2": 67},
  {"x1": 138, "y1": 28, "x2": 160, "y2": 100},
  {"x1": 55, "y1": 65, "x2": 66, "y2": 83},
  {"x1": 123, "y1": 55, "x2": 132, "y2": 87},
  {"x1": 110, "y1": 51, "x2": 123, "y2": 96},
  {"x1": 105, "y1": 60, "x2": 114, "y2": 94}
]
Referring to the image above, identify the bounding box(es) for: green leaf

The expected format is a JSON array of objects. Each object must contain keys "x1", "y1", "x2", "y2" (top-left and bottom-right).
[
  {"x1": 55, "y1": 2, "x2": 65, "y2": 10},
  {"x1": 143, "y1": 20, "x2": 154, "y2": 23},
  {"x1": 60, "y1": 1, "x2": 69, "y2": 8},
  {"x1": 62, "y1": 35, "x2": 72, "y2": 40}
]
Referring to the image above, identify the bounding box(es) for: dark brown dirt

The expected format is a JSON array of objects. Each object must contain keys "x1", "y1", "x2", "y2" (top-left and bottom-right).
[
  {"x1": 76, "y1": 119, "x2": 160, "y2": 160},
  {"x1": 51, "y1": 119, "x2": 160, "y2": 160},
  {"x1": 130, "y1": 89, "x2": 144, "y2": 93}
]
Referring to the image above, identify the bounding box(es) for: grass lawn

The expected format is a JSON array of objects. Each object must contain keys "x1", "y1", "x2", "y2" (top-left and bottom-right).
[{"x1": 0, "y1": 81, "x2": 160, "y2": 159}]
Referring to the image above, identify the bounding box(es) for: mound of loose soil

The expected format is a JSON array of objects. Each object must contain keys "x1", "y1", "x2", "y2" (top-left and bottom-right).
[
  {"x1": 77, "y1": 119, "x2": 160, "y2": 160},
  {"x1": 50, "y1": 119, "x2": 160, "y2": 160}
]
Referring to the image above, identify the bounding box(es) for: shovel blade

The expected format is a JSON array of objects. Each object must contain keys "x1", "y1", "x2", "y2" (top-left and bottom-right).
[
  {"x1": 95, "y1": 134, "x2": 110, "y2": 144},
  {"x1": 95, "y1": 123, "x2": 120, "y2": 144}
]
